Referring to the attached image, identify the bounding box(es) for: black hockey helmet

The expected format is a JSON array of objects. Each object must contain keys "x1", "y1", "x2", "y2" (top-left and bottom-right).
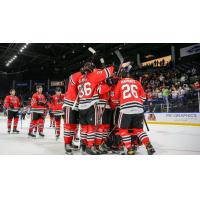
[
  {"x1": 10, "y1": 88, "x2": 15, "y2": 93},
  {"x1": 36, "y1": 85, "x2": 43, "y2": 90},
  {"x1": 55, "y1": 87, "x2": 61, "y2": 92},
  {"x1": 84, "y1": 62, "x2": 96, "y2": 72},
  {"x1": 119, "y1": 64, "x2": 133, "y2": 78}
]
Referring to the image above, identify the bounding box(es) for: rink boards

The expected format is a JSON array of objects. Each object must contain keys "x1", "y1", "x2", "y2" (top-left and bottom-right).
[
  {"x1": 0, "y1": 112, "x2": 199, "y2": 126},
  {"x1": 145, "y1": 113, "x2": 200, "y2": 126}
]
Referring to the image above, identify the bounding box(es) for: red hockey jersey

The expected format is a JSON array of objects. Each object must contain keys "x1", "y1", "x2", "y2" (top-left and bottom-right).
[
  {"x1": 63, "y1": 71, "x2": 82, "y2": 110},
  {"x1": 51, "y1": 94, "x2": 65, "y2": 115},
  {"x1": 97, "y1": 83, "x2": 111, "y2": 108},
  {"x1": 3, "y1": 95, "x2": 21, "y2": 112},
  {"x1": 30, "y1": 92, "x2": 47, "y2": 113},
  {"x1": 77, "y1": 66, "x2": 114, "y2": 110},
  {"x1": 111, "y1": 78, "x2": 146, "y2": 114}
]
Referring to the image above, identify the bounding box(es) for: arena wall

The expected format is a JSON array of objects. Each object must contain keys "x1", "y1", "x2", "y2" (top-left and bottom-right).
[{"x1": 145, "y1": 113, "x2": 200, "y2": 126}]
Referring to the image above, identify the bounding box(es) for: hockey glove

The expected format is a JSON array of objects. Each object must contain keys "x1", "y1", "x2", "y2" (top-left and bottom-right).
[{"x1": 106, "y1": 77, "x2": 119, "y2": 86}]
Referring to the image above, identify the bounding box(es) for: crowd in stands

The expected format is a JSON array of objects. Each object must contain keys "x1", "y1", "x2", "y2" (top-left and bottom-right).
[{"x1": 140, "y1": 62, "x2": 200, "y2": 112}]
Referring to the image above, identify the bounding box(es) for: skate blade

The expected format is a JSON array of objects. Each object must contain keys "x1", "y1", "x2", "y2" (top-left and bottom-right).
[{"x1": 65, "y1": 151, "x2": 73, "y2": 155}]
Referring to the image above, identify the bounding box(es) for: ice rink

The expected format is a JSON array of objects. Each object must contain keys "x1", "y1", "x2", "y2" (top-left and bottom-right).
[{"x1": 0, "y1": 115, "x2": 200, "y2": 155}]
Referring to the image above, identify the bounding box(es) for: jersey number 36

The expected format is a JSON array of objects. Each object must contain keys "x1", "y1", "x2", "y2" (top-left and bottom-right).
[
  {"x1": 78, "y1": 82, "x2": 92, "y2": 97},
  {"x1": 122, "y1": 84, "x2": 138, "y2": 99}
]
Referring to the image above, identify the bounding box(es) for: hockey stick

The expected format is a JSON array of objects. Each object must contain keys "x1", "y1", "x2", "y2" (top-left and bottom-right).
[
  {"x1": 115, "y1": 50, "x2": 124, "y2": 75},
  {"x1": 21, "y1": 114, "x2": 23, "y2": 129},
  {"x1": 100, "y1": 124, "x2": 117, "y2": 146},
  {"x1": 88, "y1": 47, "x2": 96, "y2": 55},
  {"x1": 143, "y1": 116, "x2": 150, "y2": 131},
  {"x1": 100, "y1": 57, "x2": 106, "y2": 68}
]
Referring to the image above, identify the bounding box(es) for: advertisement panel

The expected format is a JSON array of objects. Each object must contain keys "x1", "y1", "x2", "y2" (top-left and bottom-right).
[
  {"x1": 50, "y1": 81, "x2": 64, "y2": 87},
  {"x1": 180, "y1": 44, "x2": 200, "y2": 57},
  {"x1": 145, "y1": 113, "x2": 200, "y2": 126}
]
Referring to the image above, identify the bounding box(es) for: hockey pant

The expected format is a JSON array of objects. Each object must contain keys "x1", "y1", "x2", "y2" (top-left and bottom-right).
[
  {"x1": 118, "y1": 113, "x2": 150, "y2": 149},
  {"x1": 29, "y1": 113, "x2": 45, "y2": 134},
  {"x1": 7, "y1": 110, "x2": 19, "y2": 131}
]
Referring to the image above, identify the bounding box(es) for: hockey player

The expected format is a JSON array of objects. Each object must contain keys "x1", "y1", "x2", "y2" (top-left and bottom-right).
[
  {"x1": 111, "y1": 66, "x2": 155, "y2": 155},
  {"x1": 51, "y1": 87, "x2": 65, "y2": 139},
  {"x1": 3, "y1": 89, "x2": 21, "y2": 133},
  {"x1": 63, "y1": 70, "x2": 83, "y2": 154},
  {"x1": 28, "y1": 85, "x2": 47, "y2": 137},
  {"x1": 95, "y1": 82, "x2": 112, "y2": 154},
  {"x1": 77, "y1": 62, "x2": 117, "y2": 155}
]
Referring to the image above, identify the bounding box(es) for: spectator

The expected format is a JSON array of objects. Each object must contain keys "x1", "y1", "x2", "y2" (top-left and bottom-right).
[
  {"x1": 162, "y1": 87, "x2": 170, "y2": 104},
  {"x1": 193, "y1": 80, "x2": 200, "y2": 90},
  {"x1": 171, "y1": 87, "x2": 178, "y2": 102},
  {"x1": 159, "y1": 73, "x2": 165, "y2": 82},
  {"x1": 178, "y1": 86, "x2": 185, "y2": 104},
  {"x1": 180, "y1": 74, "x2": 186, "y2": 83}
]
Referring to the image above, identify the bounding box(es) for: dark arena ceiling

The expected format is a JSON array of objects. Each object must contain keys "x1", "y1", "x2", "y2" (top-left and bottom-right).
[{"x1": 0, "y1": 43, "x2": 194, "y2": 80}]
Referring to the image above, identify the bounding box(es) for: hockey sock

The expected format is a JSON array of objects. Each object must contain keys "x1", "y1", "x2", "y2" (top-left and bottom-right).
[
  {"x1": 13, "y1": 117, "x2": 19, "y2": 130},
  {"x1": 95, "y1": 125, "x2": 104, "y2": 145},
  {"x1": 80, "y1": 125, "x2": 87, "y2": 145},
  {"x1": 119, "y1": 128, "x2": 132, "y2": 149},
  {"x1": 64, "y1": 124, "x2": 76, "y2": 145},
  {"x1": 55, "y1": 119, "x2": 61, "y2": 136},
  {"x1": 87, "y1": 125, "x2": 96, "y2": 148},
  {"x1": 134, "y1": 128, "x2": 150, "y2": 146},
  {"x1": 29, "y1": 120, "x2": 37, "y2": 133},
  {"x1": 38, "y1": 118, "x2": 44, "y2": 133},
  {"x1": 7, "y1": 118, "x2": 12, "y2": 131},
  {"x1": 102, "y1": 124, "x2": 110, "y2": 143}
]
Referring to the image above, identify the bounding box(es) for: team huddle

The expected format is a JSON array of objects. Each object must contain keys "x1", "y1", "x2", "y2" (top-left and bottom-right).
[{"x1": 3, "y1": 61, "x2": 155, "y2": 155}]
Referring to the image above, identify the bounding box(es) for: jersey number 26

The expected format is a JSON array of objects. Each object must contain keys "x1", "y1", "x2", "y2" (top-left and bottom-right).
[{"x1": 122, "y1": 84, "x2": 138, "y2": 99}]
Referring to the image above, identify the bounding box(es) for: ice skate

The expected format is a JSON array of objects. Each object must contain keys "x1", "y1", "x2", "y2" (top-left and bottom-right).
[
  {"x1": 65, "y1": 144, "x2": 73, "y2": 155},
  {"x1": 80, "y1": 142, "x2": 86, "y2": 155},
  {"x1": 39, "y1": 132, "x2": 45, "y2": 137},
  {"x1": 13, "y1": 129, "x2": 20, "y2": 134},
  {"x1": 85, "y1": 146, "x2": 100, "y2": 155},
  {"x1": 146, "y1": 143, "x2": 156, "y2": 155},
  {"x1": 28, "y1": 132, "x2": 36, "y2": 138},
  {"x1": 98, "y1": 144, "x2": 108, "y2": 154},
  {"x1": 55, "y1": 134, "x2": 60, "y2": 140}
]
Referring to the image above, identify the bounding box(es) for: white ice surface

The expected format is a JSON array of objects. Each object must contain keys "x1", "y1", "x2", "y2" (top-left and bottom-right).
[{"x1": 0, "y1": 116, "x2": 200, "y2": 155}]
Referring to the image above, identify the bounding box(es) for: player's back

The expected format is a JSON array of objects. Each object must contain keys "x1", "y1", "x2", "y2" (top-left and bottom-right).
[
  {"x1": 77, "y1": 72, "x2": 99, "y2": 110},
  {"x1": 116, "y1": 78, "x2": 146, "y2": 114},
  {"x1": 64, "y1": 71, "x2": 82, "y2": 108}
]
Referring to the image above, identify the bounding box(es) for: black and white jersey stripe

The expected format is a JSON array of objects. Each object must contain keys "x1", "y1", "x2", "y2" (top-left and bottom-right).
[
  {"x1": 79, "y1": 95, "x2": 99, "y2": 104},
  {"x1": 30, "y1": 108, "x2": 45, "y2": 113},
  {"x1": 7, "y1": 108, "x2": 19, "y2": 112},
  {"x1": 120, "y1": 102, "x2": 143, "y2": 111},
  {"x1": 69, "y1": 75, "x2": 75, "y2": 85},
  {"x1": 63, "y1": 98, "x2": 78, "y2": 108},
  {"x1": 104, "y1": 68, "x2": 110, "y2": 78}
]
